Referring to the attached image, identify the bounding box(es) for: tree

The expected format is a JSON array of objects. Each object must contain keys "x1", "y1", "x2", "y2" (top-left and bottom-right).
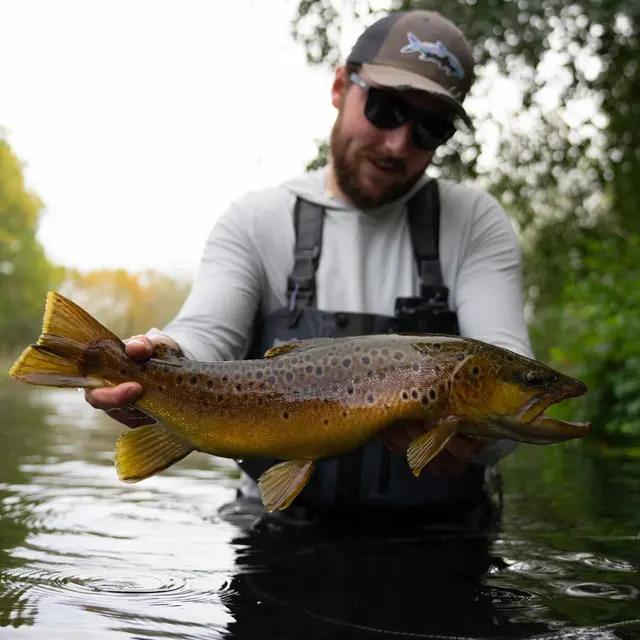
[{"x1": 0, "y1": 134, "x2": 63, "y2": 354}]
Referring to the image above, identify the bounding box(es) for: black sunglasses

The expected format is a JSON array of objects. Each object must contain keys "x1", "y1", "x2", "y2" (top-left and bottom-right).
[{"x1": 349, "y1": 73, "x2": 457, "y2": 151}]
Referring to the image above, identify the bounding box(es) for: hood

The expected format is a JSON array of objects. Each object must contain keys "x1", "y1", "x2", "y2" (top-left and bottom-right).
[{"x1": 281, "y1": 166, "x2": 433, "y2": 217}]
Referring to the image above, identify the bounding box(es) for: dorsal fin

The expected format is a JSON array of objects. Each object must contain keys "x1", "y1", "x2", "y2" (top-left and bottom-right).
[{"x1": 263, "y1": 337, "x2": 335, "y2": 359}]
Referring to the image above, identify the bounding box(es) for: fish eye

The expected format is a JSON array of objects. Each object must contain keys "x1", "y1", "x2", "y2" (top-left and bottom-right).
[{"x1": 524, "y1": 370, "x2": 545, "y2": 386}]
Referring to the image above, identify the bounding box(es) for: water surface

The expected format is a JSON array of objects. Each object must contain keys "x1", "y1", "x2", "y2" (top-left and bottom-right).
[{"x1": 1, "y1": 383, "x2": 640, "y2": 639}]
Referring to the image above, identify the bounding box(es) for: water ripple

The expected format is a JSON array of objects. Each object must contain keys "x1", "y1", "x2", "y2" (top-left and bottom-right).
[
  {"x1": 553, "y1": 580, "x2": 639, "y2": 600},
  {"x1": 1, "y1": 565, "x2": 231, "y2": 606}
]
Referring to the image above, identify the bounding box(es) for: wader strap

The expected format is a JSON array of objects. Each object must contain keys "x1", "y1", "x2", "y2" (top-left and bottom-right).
[
  {"x1": 378, "y1": 179, "x2": 444, "y2": 494},
  {"x1": 287, "y1": 198, "x2": 324, "y2": 315},
  {"x1": 406, "y1": 179, "x2": 444, "y2": 287}
]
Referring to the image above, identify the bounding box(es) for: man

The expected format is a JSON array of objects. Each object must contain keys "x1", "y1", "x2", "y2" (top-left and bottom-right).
[{"x1": 86, "y1": 9, "x2": 533, "y2": 525}]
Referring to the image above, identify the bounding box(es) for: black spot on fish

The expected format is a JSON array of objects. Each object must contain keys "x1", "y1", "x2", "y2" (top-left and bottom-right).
[
  {"x1": 342, "y1": 410, "x2": 348, "y2": 418},
  {"x1": 366, "y1": 393, "x2": 375, "y2": 404},
  {"x1": 402, "y1": 391, "x2": 409, "y2": 401},
  {"x1": 435, "y1": 366, "x2": 442, "y2": 373},
  {"x1": 158, "y1": 385, "x2": 164, "y2": 392},
  {"x1": 506, "y1": 355, "x2": 515, "y2": 362},
  {"x1": 257, "y1": 397, "x2": 264, "y2": 405},
  {"x1": 176, "y1": 375, "x2": 183, "y2": 385},
  {"x1": 316, "y1": 367, "x2": 324, "y2": 376},
  {"x1": 282, "y1": 411, "x2": 290, "y2": 419},
  {"x1": 458, "y1": 354, "x2": 465, "y2": 361},
  {"x1": 429, "y1": 389, "x2": 437, "y2": 400},
  {"x1": 472, "y1": 366, "x2": 480, "y2": 376},
  {"x1": 255, "y1": 370, "x2": 264, "y2": 380},
  {"x1": 190, "y1": 376, "x2": 198, "y2": 386},
  {"x1": 331, "y1": 358, "x2": 338, "y2": 366},
  {"x1": 324, "y1": 418, "x2": 329, "y2": 425},
  {"x1": 119, "y1": 368, "x2": 127, "y2": 376},
  {"x1": 222, "y1": 375, "x2": 228, "y2": 382},
  {"x1": 306, "y1": 365, "x2": 314, "y2": 374},
  {"x1": 347, "y1": 386, "x2": 355, "y2": 396},
  {"x1": 217, "y1": 395, "x2": 224, "y2": 402},
  {"x1": 342, "y1": 359, "x2": 352, "y2": 368},
  {"x1": 361, "y1": 356, "x2": 371, "y2": 365},
  {"x1": 267, "y1": 375, "x2": 277, "y2": 385},
  {"x1": 235, "y1": 383, "x2": 242, "y2": 392},
  {"x1": 411, "y1": 390, "x2": 418, "y2": 399},
  {"x1": 286, "y1": 372, "x2": 294, "y2": 383},
  {"x1": 163, "y1": 367, "x2": 170, "y2": 373}
]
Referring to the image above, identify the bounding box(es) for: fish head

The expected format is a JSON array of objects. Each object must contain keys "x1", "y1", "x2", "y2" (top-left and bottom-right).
[{"x1": 449, "y1": 348, "x2": 591, "y2": 443}]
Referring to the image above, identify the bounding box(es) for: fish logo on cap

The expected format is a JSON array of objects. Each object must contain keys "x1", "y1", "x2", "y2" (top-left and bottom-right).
[{"x1": 400, "y1": 32, "x2": 465, "y2": 79}]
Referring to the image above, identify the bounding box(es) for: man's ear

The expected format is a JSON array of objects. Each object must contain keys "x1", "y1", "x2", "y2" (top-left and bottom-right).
[{"x1": 331, "y1": 65, "x2": 349, "y2": 109}]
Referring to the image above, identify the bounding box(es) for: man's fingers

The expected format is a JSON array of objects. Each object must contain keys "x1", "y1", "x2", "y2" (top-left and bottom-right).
[
  {"x1": 123, "y1": 335, "x2": 155, "y2": 360},
  {"x1": 85, "y1": 383, "x2": 143, "y2": 410}
]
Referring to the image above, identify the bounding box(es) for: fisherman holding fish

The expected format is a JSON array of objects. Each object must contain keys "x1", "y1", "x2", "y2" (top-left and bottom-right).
[{"x1": 21, "y1": 10, "x2": 588, "y2": 526}]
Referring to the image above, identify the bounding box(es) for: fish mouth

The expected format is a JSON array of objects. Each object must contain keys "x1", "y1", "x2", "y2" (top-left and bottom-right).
[{"x1": 514, "y1": 383, "x2": 589, "y2": 432}]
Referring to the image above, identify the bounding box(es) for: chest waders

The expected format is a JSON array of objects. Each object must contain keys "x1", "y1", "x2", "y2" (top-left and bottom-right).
[{"x1": 237, "y1": 180, "x2": 497, "y2": 524}]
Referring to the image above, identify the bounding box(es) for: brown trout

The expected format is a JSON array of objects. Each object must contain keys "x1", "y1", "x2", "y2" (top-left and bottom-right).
[{"x1": 9, "y1": 292, "x2": 591, "y2": 512}]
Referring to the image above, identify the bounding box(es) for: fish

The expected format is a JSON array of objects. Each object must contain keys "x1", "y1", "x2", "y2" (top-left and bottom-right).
[
  {"x1": 9, "y1": 292, "x2": 591, "y2": 512},
  {"x1": 400, "y1": 32, "x2": 465, "y2": 79}
]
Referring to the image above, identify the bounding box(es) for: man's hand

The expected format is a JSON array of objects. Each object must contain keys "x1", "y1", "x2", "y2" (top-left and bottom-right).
[
  {"x1": 84, "y1": 334, "x2": 180, "y2": 428},
  {"x1": 379, "y1": 420, "x2": 486, "y2": 475}
]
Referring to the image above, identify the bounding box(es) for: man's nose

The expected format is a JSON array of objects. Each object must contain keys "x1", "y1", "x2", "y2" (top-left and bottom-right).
[{"x1": 381, "y1": 122, "x2": 413, "y2": 156}]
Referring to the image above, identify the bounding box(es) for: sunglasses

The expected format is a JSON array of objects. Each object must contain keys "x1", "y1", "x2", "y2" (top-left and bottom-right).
[{"x1": 349, "y1": 73, "x2": 457, "y2": 151}]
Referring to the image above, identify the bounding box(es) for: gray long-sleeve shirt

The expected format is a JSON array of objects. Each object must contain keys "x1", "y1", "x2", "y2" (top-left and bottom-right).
[{"x1": 149, "y1": 167, "x2": 534, "y2": 467}]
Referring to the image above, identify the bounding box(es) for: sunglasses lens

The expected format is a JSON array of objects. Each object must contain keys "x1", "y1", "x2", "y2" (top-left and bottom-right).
[
  {"x1": 414, "y1": 117, "x2": 456, "y2": 150},
  {"x1": 365, "y1": 88, "x2": 409, "y2": 129}
]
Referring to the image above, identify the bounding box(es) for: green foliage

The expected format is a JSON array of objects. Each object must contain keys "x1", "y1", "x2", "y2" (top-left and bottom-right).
[
  {"x1": 529, "y1": 233, "x2": 640, "y2": 441},
  {"x1": 0, "y1": 136, "x2": 63, "y2": 355}
]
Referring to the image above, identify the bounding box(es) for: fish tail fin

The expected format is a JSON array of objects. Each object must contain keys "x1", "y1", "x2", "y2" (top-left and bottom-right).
[{"x1": 9, "y1": 291, "x2": 123, "y2": 389}]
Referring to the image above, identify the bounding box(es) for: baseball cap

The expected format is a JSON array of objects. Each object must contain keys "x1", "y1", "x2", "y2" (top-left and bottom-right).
[{"x1": 346, "y1": 10, "x2": 475, "y2": 128}]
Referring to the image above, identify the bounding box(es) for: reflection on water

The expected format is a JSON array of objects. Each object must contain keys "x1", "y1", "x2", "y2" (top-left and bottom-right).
[{"x1": 1, "y1": 382, "x2": 640, "y2": 639}]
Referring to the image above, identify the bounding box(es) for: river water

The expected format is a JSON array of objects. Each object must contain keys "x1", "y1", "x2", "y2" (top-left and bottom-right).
[{"x1": 1, "y1": 383, "x2": 640, "y2": 639}]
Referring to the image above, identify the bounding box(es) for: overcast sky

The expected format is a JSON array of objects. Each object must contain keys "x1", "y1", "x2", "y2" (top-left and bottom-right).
[
  {"x1": 0, "y1": 0, "x2": 362, "y2": 279},
  {"x1": 1, "y1": 0, "x2": 531, "y2": 281}
]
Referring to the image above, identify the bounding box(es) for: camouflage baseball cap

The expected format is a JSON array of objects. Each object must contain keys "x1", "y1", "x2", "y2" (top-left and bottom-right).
[{"x1": 346, "y1": 10, "x2": 475, "y2": 128}]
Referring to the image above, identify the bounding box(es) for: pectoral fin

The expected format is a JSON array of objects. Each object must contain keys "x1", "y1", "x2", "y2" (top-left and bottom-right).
[
  {"x1": 407, "y1": 421, "x2": 458, "y2": 477},
  {"x1": 114, "y1": 424, "x2": 194, "y2": 483},
  {"x1": 258, "y1": 460, "x2": 315, "y2": 512}
]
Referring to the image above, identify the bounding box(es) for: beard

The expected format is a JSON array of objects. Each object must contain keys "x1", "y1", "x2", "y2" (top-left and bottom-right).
[{"x1": 329, "y1": 113, "x2": 427, "y2": 210}]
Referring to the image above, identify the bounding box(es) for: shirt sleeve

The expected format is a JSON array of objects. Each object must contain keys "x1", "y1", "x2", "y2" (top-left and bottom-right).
[
  {"x1": 452, "y1": 192, "x2": 535, "y2": 466},
  {"x1": 147, "y1": 202, "x2": 263, "y2": 362}
]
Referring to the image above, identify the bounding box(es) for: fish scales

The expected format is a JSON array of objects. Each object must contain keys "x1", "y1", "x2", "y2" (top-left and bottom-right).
[{"x1": 126, "y1": 336, "x2": 460, "y2": 460}]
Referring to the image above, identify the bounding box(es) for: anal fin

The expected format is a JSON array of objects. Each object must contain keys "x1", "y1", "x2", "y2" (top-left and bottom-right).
[
  {"x1": 407, "y1": 421, "x2": 458, "y2": 477},
  {"x1": 258, "y1": 460, "x2": 315, "y2": 512},
  {"x1": 115, "y1": 424, "x2": 194, "y2": 483}
]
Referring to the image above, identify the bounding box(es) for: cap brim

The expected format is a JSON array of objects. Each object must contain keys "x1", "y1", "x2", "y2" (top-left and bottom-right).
[{"x1": 361, "y1": 63, "x2": 473, "y2": 130}]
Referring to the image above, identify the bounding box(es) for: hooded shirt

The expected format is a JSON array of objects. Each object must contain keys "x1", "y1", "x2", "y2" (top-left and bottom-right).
[{"x1": 149, "y1": 166, "x2": 534, "y2": 466}]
